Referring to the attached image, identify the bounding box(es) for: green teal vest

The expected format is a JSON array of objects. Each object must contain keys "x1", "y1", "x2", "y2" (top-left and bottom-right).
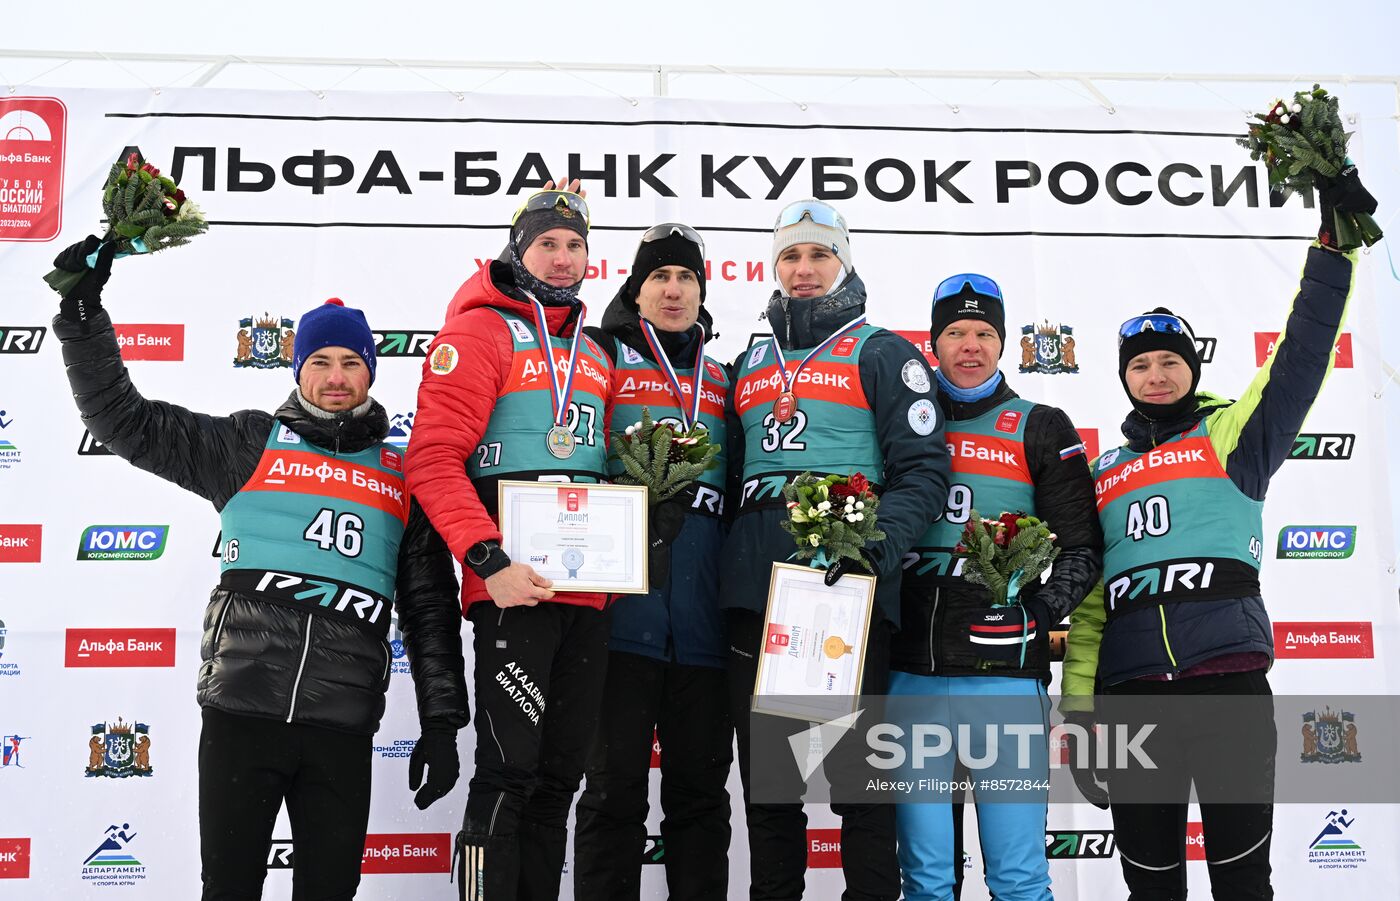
[
  {"x1": 606, "y1": 336, "x2": 728, "y2": 495},
  {"x1": 732, "y1": 326, "x2": 883, "y2": 508},
  {"x1": 1095, "y1": 419, "x2": 1263, "y2": 619},
  {"x1": 469, "y1": 308, "x2": 610, "y2": 483},
  {"x1": 908, "y1": 398, "x2": 1038, "y2": 585},
  {"x1": 219, "y1": 423, "x2": 408, "y2": 633}
]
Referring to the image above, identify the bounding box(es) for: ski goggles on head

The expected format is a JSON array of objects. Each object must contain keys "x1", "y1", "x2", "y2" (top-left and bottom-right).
[
  {"x1": 933, "y1": 273, "x2": 1003, "y2": 304},
  {"x1": 1118, "y1": 313, "x2": 1194, "y2": 347},
  {"x1": 639, "y1": 222, "x2": 705, "y2": 256},
  {"x1": 512, "y1": 190, "x2": 590, "y2": 227},
  {"x1": 773, "y1": 199, "x2": 848, "y2": 234}
]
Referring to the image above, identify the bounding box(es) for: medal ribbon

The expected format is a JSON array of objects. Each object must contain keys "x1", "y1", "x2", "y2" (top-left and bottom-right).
[
  {"x1": 767, "y1": 315, "x2": 867, "y2": 396},
  {"x1": 639, "y1": 320, "x2": 706, "y2": 431},
  {"x1": 526, "y1": 293, "x2": 587, "y2": 427}
]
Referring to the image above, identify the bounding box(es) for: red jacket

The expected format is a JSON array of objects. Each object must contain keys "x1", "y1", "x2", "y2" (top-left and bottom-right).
[{"x1": 406, "y1": 262, "x2": 609, "y2": 612}]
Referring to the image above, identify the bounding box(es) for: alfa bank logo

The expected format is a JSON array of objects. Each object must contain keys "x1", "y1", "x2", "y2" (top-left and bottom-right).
[
  {"x1": 267, "y1": 834, "x2": 450, "y2": 873},
  {"x1": 1185, "y1": 821, "x2": 1205, "y2": 861},
  {"x1": 0, "y1": 525, "x2": 41, "y2": 563},
  {"x1": 0, "y1": 837, "x2": 31, "y2": 879},
  {"x1": 807, "y1": 829, "x2": 842, "y2": 868},
  {"x1": 1255, "y1": 332, "x2": 1353, "y2": 368},
  {"x1": 1274, "y1": 622, "x2": 1374, "y2": 659},
  {"x1": 114, "y1": 324, "x2": 184, "y2": 362},
  {"x1": 0, "y1": 96, "x2": 67, "y2": 242},
  {"x1": 64, "y1": 628, "x2": 176, "y2": 667}
]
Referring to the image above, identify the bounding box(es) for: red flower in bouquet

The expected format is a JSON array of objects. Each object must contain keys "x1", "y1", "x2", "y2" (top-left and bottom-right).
[{"x1": 848, "y1": 473, "x2": 871, "y2": 495}]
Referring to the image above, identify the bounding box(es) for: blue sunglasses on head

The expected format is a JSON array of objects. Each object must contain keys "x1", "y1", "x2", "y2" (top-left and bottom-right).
[
  {"x1": 934, "y1": 273, "x2": 1003, "y2": 304},
  {"x1": 1118, "y1": 313, "x2": 1194, "y2": 347}
]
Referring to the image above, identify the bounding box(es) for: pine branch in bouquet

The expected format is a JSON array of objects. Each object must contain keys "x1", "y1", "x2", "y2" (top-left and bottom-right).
[
  {"x1": 1236, "y1": 84, "x2": 1382, "y2": 249},
  {"x1": 44, "y1": 150, "x2": 210, "y2": 297},
  {"x1": 608, "y1": 406, "x2": 720, "y2": 503},
  {"x1": 779, "y1": 472, "x2": 886, "y2": 569}
]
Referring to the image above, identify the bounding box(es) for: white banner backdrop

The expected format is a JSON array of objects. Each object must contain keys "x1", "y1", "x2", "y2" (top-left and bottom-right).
[{"x1": 0, "y1": 87, "x2": 1396, "y2": 899}]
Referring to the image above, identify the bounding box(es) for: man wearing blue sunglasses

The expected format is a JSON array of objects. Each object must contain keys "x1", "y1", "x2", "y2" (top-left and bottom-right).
[
  {"x1": 889, "y1": 273, "x2": 1103, "y2": 901},
  {"x1": 1063, "y1": 165, "x2": 1375, "y2": 899}
]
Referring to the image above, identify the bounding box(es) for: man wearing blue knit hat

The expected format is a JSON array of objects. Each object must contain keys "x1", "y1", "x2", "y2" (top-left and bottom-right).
[{"x1": 48, "y1": 235, "x2": 469, "y2": 901}]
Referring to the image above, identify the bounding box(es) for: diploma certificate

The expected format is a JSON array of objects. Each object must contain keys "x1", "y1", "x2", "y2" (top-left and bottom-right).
[
  {"x1": 753, "y1": 562, "x2": 876, "y2": 721},
  {"x1": 497, "y1": 481, "x2": 649, "y2": 594}
]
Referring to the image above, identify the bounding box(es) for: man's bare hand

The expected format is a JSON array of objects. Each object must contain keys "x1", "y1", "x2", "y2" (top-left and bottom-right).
[{"x1": 485, "y1": 563, "x2": 555, "y2": 608}]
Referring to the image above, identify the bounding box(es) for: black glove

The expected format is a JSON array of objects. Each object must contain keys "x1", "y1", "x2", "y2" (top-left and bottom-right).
[
  {"x1": 53, "y1": 235, "x2": 117, "y2": 328},
  {"x1": 1317, "y1": 164, "x2": 1378, "y2": 249},
  {"x1": 967, "y1": 596, "x2": 1046, "y2": 665},
  {"x1": 823, "y1": 550, "x2": 874, "y2": 587},
  {"x1": 407, "y1": 725, "x2": 460, "y2": 810},
  {"x1": 1062, "y1": 711, "x2": 1110, "y2": 810},
  {"x1": 647, "y1": 498, "x2": 687, "y2": 588}
]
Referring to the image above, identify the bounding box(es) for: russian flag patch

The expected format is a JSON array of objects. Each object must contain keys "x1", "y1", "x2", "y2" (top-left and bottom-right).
[{"x1": 1059, "y1": 443, "x2": 1086, "y2": 461}]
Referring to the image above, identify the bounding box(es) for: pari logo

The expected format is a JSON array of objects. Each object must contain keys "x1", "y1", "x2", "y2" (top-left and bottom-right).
[
  {"x1": 1308, "y1": 808, "x2": 1366, "y2": 869},
  {"x1": 77, "y1": 525, "x2": 169, "y2": 561},
  {"x1": 373, "y1": 330, "x2": 436, "y2": 357},
  {"x1": 1045, "y1": 830, "x2": 1115, "y2": 860},
  {"x1": 0, "y1": 836, "x2": 30, "y2": 879},
  {"x1": 0, "y1": 524, "x2": 41, "y2": 563},
  {"x1": 78, "y1": 429, "x2": 113, "y2": 456},
  {"x1": 1290, "y1": 433, "x2": 1355, "y2": 461},
  {"x1": 642, "y1": 836, "x2": 665, "y2": 866},
  {"x1": 0, "y1": 326, "x2": 46, "y2": 354},
  {"x1": 2, "y1": 733, "x2": 29, "y2": 769},
  {"x1": 1018, "y1": 321, "x2": 1079, "y2": 374},
  {"x1": 81, "y1": 822, "x2": 146, "y2": 886},
  {"x1": 234, "y1": 314, "x2": 295, "y2": 369},
  {"x1": 1301, "y1": 708, "x2": 1361, "y2": 764},
  {"x1": 85, "y1": 718, "x2": 153, "y2": 779},
  {"x1": 1277, "y1": 526, "x2": 1355, "y2": 560},
  {"x1": 113, "y1": 324, "x2": 184, "y2": 361}
]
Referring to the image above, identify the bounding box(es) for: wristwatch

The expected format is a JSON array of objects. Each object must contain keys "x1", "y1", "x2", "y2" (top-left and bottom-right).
[{"x1": 465, "y1": 540, "x2": 509, "y2": 579}]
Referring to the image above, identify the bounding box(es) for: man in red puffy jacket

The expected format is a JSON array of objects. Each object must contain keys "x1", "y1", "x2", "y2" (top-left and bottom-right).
[{"x1": 405, "y1": 180, "x2": 614, "y2": 900}]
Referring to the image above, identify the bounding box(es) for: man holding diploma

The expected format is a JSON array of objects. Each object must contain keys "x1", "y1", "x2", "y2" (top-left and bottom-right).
[
  {"x1": 720, "y1": 200, "x2": 951, "y2": 901},
  {"x1": 405, "y1": 183, "x2": 615, "y2": 900}
]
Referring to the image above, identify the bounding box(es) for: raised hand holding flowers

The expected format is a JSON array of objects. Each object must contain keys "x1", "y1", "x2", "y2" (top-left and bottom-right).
[
  {"x1": 44, "y1": 150, "x2": 210, "y2": 299},
  {"x1": 781, "y1": 472, "x2": 885, "y2": 580},
  {"x1": 1236, "y1": 85, "x2": 1381, "y2": 250}
]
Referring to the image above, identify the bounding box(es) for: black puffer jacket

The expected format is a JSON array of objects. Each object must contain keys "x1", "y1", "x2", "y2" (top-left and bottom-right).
[
  {"x1": 891, "y1": 379, "x2": 1103, "y2": 682},
  {"x1": 56, "y1": 310, "x2": 468, "y2": 736}
]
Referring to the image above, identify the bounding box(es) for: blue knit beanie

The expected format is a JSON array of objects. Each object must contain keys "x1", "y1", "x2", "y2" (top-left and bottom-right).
[{"x1": 293, "y1": 298, "x2": 377, "y2": 385}]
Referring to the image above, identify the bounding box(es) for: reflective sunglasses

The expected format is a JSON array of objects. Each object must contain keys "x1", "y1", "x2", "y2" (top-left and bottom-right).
[
  {"x1": 512, "y1": 190, "x2": 591, "y2": 227},
  {"x1": 934, "y1": 273, "x2": 1003, "y2": 304},
  {"x1": 639, "y1": 222, "x2": 705, "y2": 256},
  {"x1": 1118, "y1": 313, "x2": 1194, "y2": 347},
  {"x1": 773, "y1": 199, "x2": 848, "y2": 234}
]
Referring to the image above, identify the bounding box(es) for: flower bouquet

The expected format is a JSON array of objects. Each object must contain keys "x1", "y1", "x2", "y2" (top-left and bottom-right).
[
  {"x1": 609, "y1": 406, "x2": 719, "y2": 503},
  {"x1": 1236, "y1": 84, "x2": 1383, "y2": 250},
  {"x1": 43, "y1": 150, "x2": 209, "y2": 297},
  {"x1": 780, "y1": 472, "x2": 885, "y2": 570},
  {"x1": 952, "y1": 511, "x2": 1060, "y2": 605}
]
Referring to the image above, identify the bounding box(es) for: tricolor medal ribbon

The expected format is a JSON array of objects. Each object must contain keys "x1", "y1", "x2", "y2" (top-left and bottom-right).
[
  {"x1": 639, "y1": 320, "x2": 706, "y2": 432},
  {"x1": 527, "y1": 293, "x2": 587, "y2": 460}
]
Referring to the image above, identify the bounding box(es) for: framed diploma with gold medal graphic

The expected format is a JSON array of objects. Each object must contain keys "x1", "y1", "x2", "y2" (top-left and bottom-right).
[
  {"x1": 497, "y1": 481, "x2": 649, "y2": 594},
  {"x1": 752, "y1": 562, "x2": 875, "y2": 722}
]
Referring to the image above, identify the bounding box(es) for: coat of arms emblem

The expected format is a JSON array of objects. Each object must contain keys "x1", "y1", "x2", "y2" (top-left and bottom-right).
[
  {"x1": 86, "y1": 718, "x2": 153, "y2": 778},
  {"x1": 1019, "y1": 321, "x2": 1079, "y2": 374},
  {"x1": 234, "y1": 314, "x2": 295, "y2": 369},
  {"x1": 1301, "y1": 707, "x2": 1361, "y2": 764}
]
